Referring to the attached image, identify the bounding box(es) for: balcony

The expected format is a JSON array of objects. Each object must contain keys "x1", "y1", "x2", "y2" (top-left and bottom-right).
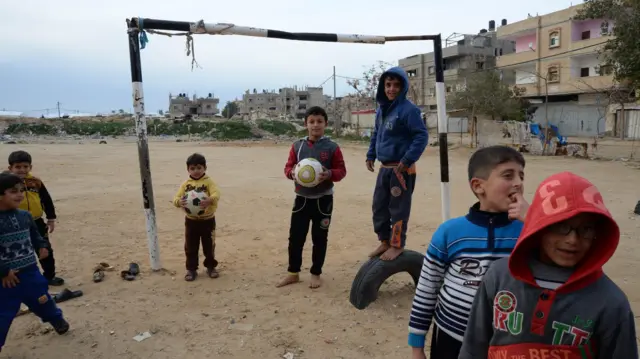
[
  {"x1": 568, "y1": 74, "x2": 615, "y2": 92},
  {"x1": 497, "y1": 19, "x2": 538, "y2": 39},
  {"x1": 497, "y1": 50, "x2": 537, "y2": 68},
  {"x1": 514, "y1": 83, "x2": 539, "y2": 97}
]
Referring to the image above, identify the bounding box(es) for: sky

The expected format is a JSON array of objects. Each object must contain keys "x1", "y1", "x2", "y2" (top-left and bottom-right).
[{"x1": 0, "y1": 0, "x2": 577, "y2": 116}]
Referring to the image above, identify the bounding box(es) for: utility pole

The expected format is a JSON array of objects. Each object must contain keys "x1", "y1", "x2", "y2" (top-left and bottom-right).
[{"x1": 57, "y1": 102, "x2": 61, "y2": 118}]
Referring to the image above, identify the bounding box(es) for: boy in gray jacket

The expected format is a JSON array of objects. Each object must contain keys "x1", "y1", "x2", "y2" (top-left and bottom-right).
[{"x1": 459, "y1": 172, "x2": 638, "y2": 359}]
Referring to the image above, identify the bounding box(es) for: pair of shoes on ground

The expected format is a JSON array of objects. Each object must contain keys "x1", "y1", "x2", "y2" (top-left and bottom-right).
[
  {"x1": 185, "y1": 268, "x2": 219, "y2": 281},
  {"x1": 48, "y1": 277, "x2": 65, "y2": 286}
]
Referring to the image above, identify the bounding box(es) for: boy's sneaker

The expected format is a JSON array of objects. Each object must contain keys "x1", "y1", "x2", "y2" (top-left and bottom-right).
[
  {"x1": 51, "y1": 318, "x2": 69, "y2": 334},
  {"x1": 48, "y1": 277, "x2": 65, "y2": 286}
]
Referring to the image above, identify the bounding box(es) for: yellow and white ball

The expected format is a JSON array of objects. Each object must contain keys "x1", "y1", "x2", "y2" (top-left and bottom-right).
[{"x1": 294, "y1": 158, "x2": 324, "y2": 187}]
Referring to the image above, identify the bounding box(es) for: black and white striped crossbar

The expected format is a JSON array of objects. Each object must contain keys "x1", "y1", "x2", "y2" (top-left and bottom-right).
[{"x1": 128, "y1": 18, "x2": 438, "y2": 44}]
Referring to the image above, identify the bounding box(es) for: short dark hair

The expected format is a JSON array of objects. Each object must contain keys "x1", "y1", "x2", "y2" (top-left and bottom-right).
[
  {"x1": 382, "y1": 73, "x2": 403, "y2": 83},
  {"x1": 468, "y1": 146, "x2": 525, "y2": 180},
  {"x1": 186, "y1": 153, "x2": 206, "y2": 167},
  {"x1": 304, "y1": 106, "x2": 328, "y2": 123},
  {"x1": 8, "y1": 150, "x2": 32, "y2": 166},
  {"x1": 0, "y1": 172, "x2": 23, "y2": 195}
]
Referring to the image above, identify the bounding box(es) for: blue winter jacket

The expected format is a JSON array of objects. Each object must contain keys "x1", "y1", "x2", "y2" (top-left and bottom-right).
[{"x1": 365, "y1": 66, "x2": 428, "y2": 167}]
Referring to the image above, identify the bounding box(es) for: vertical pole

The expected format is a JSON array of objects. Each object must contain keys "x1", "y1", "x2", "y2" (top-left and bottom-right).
[
  {"x1": 127, "y1": 20, "x2": 161, "y2": 270},
  {"x1": 432, "y1": 34, "x2": 451, "y2": 222},
  {"x1": 333, "y1": 66, "x2": 337, "y2": 133}
]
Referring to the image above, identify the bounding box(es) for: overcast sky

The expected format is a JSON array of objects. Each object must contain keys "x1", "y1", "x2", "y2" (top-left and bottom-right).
[{"x1": 1, "y1": 0, "x2": 574, "y2": 116}]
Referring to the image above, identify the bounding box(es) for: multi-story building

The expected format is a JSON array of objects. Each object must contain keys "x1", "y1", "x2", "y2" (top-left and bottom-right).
[
  {"x1": 496, "y1": 5, "x2": 624, "y2": 137},
  {"x1": 398, "y1": 24, "x2": 516, "y2": 111},
  {"x1": 238, "y1": 86, "x2": 326, "y2": 119},
  {"x1": 169, "y1": 93, "x2": 220, "y2": 116},
  {"x1": 496, "y1": 5, "x2": 614, "y2": 101}
]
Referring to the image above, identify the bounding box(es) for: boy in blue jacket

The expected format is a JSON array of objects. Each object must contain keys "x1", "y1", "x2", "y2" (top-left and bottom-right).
[{"x1": 366, "y1": 66, "x2": 428, "y2": 261}]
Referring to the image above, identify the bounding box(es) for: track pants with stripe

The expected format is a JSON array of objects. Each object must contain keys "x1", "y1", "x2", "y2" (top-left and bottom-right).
[{"x1": 372, "y1": 163, "x2": 416, "y2": 248}]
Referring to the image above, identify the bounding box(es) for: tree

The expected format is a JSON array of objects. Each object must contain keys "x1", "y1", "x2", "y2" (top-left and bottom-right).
[
  {"x1": 449, "y1": 70, "x2": 529, "y2": 147},
  {"x1": 575, "y1": 0, "x2": 640, "y2": 89},
  {"x1": 346, "y1": 61, "x2": 393, "y2": 109},
  {"x1": 221, "y1": 101, "x2": 239, "y2": 118}
]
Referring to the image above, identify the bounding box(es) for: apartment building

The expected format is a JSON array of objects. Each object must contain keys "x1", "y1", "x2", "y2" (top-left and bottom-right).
[
  {"x1": 398, "y1": 23, "x2": 516, "y2": 110},
  {"x1": 169, "y1": 93, "x2": 220, "y2": 116},
  {"x1": 496, "y1": 5, "x2": 614, "y2": 100},
  {"x1": 238, "y1": 86, "x2": 326, "y2": 119},
  {"x1": 495, "y1": 5, "x2": 621, "y2": 137}
]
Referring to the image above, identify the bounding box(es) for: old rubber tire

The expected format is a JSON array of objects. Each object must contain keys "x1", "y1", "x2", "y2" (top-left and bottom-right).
[
  {"x1": 349, "y1": 249, "x2": 424, "y2": 310},
  {"x1": 634, "y1": 200, "x2": 640, "y2": 215}
]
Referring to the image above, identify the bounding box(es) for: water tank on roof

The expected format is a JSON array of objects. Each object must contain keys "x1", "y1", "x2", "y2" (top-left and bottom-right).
[
  {"x1": 489, "y1": 20, "x2": 496, "y2": 31},
  {"x1": 501, "y1": 19, "x2": 507, "y2": 26},
  {"x1": 479, "y1": 29, "x2": 487, "y2": 33}
]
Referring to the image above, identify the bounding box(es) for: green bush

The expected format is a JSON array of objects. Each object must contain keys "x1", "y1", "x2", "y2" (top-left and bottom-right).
[{"x1": 257, "y1": 120, "x2": 296, "y2": 136}]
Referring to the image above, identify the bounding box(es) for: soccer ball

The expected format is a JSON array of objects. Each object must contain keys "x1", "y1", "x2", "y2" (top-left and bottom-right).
[
  {"x1": 294, "y1": 158, "x2": 324, "y2": 188},
  {"x1": 183, "y1": 190, "x2": 207, "y2": 216}
]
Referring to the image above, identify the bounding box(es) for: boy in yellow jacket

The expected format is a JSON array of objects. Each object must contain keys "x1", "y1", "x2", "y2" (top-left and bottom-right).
[
  {"x1": 173, "y1": 153, "x2": 220, "y2": 281},
  {"x1": 8, "y1": 151, "x2": 64, "y2": 286}
]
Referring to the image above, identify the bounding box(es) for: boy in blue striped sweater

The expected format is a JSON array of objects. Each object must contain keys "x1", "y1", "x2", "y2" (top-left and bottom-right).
[
  {"x1": 0, "y1": 172, "x2": 69, "y2": 353},
  {"x1": 407, "y1": 146, "x2": 528, "y2": 359}
]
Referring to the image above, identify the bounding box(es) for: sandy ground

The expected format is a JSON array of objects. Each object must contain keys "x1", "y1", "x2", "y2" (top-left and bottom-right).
[{"x1": 1, "y1": 141, "x2": 639, "y2": 359}]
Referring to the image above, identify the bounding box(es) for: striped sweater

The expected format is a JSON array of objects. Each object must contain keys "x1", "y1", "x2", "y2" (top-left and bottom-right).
[
  {"x1": 0, "y1": 209, "x2": 45, "y2": 278},
  {"x1": 407, "y1": 203, "x2": 523, "y2": 347}
]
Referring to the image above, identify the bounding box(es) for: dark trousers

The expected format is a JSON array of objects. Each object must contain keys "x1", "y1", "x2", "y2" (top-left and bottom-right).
[
  {"x1": 430, "y1": 325, "x2": 462, "y2": 359},
  {"x1": 372, "y1": 164, "x2": 416, "y2": 248},
  {"x1": 0, "y1": 266, "x2": 64, "y2": 349},
  {"x1": 288, "y1": 194, "x2": 334, "y2": 275},
  {"x1": 184, "y1": 217, "x2": 218, "y2": 271},
  {"x1": 34, "y1": 218, "x2": 56, "y2": 280}
]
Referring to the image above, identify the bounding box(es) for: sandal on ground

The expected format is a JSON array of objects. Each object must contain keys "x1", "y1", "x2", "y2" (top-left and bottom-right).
[
  {"x1": 120, "y1": 270, "x2": 136, "y2": 281},
  {"x1": 53, "y1": 289, "x2": 83, "y2": 304},
  {"x1": 128, "y1": 262, "x2": 140, "y2": 276},
  {"x1": 207, "y1": 268, "x2": 219, "y2": 278},
  {"x1": 97, "y1": 262, "x2": 115, "y2": 271},
  {"x1": 93, "y1": 269, "x2": 105, "y2": 283},
  {"x1": 185, "y1": 270, "x2": 197, "y2": 281}
]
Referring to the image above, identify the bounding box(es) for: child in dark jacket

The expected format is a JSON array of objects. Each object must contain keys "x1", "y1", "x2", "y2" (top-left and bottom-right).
[
  {"x1": 0, "y1": 172, "x2": 69, "y2": 353},
  {"x1": 365, "y1": 66, "x2": 428, "y2": 261},
  {"x1": 459, "y1": 172, "x2": 638, "y2": 359},
  {"x1": 8, "y1": 150, "x2": 64, "y2": 286}
]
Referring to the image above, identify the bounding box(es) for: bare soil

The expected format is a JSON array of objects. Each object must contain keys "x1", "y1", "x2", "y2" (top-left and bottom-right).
[{"x1": 2, "y1": 141, "x2": 639, "y2": 358}]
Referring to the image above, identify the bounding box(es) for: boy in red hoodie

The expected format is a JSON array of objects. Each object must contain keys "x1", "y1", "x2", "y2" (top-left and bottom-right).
[{"x1": 459, "y1": 172, "x2": 638, "y2": 359}]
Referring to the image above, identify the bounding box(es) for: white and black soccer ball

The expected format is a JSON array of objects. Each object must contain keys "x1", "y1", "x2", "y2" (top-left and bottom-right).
[
  {"x1": 183, "y1": 190, "x2": 208, "y2": 216},
  {"x1": 294, "y1": 158, "x2": 324, "y2": 188}
]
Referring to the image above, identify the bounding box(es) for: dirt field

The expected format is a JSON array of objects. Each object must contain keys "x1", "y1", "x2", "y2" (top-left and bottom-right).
[{"x1": 2, "y1": 141, "x2": 639, "y2": 359}]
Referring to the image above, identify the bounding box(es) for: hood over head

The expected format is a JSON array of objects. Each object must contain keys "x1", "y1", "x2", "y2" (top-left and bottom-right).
[
  {"x1": 376, "y1": 66, "x2": 409, "y2": 106},
  {"x1": 508, "y1": 171, "x2": 619, "y2": 292}
]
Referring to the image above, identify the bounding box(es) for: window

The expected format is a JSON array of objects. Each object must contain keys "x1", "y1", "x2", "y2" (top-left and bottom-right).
[
  {"x1": 476, "y1": 62, "x2": 484, "y2": 70},
  {"x1": 581, "y1": 30, "x2": 591, "y2": 40},
  {"x1": 446, "y1": 86, "x2": 452, "y2": 93},
  {"x1": 428, "y1": 66, "x2": 435, "y2": 74},
  {"x1": 580, "y1": 68, "x2": 590, "y2": 77},
  {"x1": 499, "y1": 48, "x2": 503, "y2": 55},
  {"x1": 599, "y1": 65, "x2": 613, "y2": 76},
  {"x1": 549, "y1": 30, "x2": 560, "y2": 48},
  {"x1": 407, "y1": 69, "x2": 417, "y2": 77},
  {"x1": 206, "y1": 104, "x2": 212, "y2": 109},
  {"x1": 429, "y1": 88, "x2": 435, "y2": 97},
  {"x1": 298, "y1": 95, "x2": 307, "y2": 101},
  {"x1": 547, "y1": 66, "x2": 560, "y2": 82}
]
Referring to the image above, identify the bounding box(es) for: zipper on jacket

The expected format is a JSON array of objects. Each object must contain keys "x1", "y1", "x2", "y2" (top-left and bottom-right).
[{"x1": 487, "y1": 217, "x2": 495, "y2": 249}]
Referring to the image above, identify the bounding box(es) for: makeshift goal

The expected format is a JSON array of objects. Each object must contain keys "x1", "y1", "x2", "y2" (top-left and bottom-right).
[{"x1": 125, "y1": 18, "x2": 450, "y2": 269}]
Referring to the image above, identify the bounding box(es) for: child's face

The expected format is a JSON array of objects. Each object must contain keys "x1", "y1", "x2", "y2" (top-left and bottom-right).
[
  {"x1": 8, "y1": 162, "x2": 31, "y2": 179},
  {"x1": 384, "y1": 77, "x2": 402, "y2": 101},
  {"x1": 188, "y1": 164, "x2": 206, "y2": 179},
  {"x1": 305, "y1": 115, "x2": 327, "y2": 139},
  {"x1": 472, "y1": 161, "x2": 524, "y2": 212},
  {"x1": 539, "y1": 213, "x2": 597, "y2": 268},
  {"x1": 0, "y1": 184, "x2": 25, "y2": 209}
]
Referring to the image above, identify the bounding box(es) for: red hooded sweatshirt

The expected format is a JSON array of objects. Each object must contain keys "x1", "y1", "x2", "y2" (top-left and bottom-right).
[{"x1": 459, "y1": 172, "x2": 638, "y2": 359}]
